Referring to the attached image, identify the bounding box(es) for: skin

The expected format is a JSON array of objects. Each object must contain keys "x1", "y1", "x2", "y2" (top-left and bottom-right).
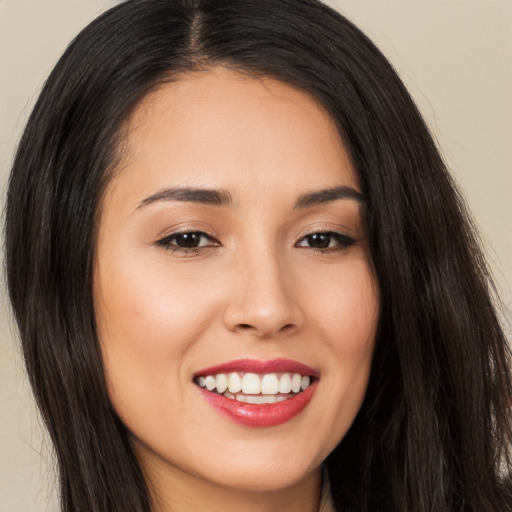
[{"x1": 94, "y1": 67, "x2": 380, "y2": 512}]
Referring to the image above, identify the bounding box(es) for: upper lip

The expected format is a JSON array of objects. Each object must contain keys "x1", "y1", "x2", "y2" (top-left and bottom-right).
[{"x1": 193, "y1": 358, "x2": 319, "y2": 377}]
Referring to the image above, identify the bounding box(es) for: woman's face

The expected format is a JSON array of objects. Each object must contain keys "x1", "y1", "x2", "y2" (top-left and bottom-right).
[{"x1": 94, "y1": 67, "x2": 379, "y2": 496}]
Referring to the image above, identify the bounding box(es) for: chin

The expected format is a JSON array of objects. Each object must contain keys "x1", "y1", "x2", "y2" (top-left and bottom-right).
[
  {"x1": 199, "y1": 458, "x2": 320, "y2": 493},
  {"x1": 186, "y1": 433, "x2": 329, "y2": 492}
]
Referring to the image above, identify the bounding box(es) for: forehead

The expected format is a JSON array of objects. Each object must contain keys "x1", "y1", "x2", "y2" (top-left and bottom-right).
[{"x1": 108, "y1": 66, "x2": 358, "y2": 207}]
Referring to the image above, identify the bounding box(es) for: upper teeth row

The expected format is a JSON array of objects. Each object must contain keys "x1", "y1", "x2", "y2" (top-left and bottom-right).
[{"x1": 196, "y1": 372, "x2": 311, "y2": 395}]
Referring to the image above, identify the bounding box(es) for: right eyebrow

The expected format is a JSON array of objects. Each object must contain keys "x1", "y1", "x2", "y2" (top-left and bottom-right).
[{"x1": 136, "y1": 187, "x2": 233, "y2": 210}]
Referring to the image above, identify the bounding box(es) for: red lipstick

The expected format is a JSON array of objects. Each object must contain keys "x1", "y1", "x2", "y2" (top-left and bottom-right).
[
  {"x1": 196, "y1": 382, "x2": 317, "y2": 427},
  {"x1": 194, "y1": 358, "x2": 319, "y2": 378},
  {"x1": 194, "y1": 358, "x2": 319, "y2": 427}
]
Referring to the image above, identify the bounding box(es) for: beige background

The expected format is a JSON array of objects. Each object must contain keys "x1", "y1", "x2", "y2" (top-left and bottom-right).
[{"x1": 1, "y1": 1, "x2": 510, "y2": 510}]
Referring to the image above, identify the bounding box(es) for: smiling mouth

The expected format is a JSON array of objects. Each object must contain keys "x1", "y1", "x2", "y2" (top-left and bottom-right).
[
  {"x1": 194, "y1": 371, "x2": 313, "y2": 404},
  {"x1": 193, "y1": 358, "x2": 319, "y2": 426}
]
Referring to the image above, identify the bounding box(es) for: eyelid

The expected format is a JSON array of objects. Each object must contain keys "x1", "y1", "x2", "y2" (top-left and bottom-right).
[
  {"x1": 154, "y1": 220, "x2": 220, "y2": 240},
  {"x1": 295, "y1": 219, "x2": 357, "y2": 237}
]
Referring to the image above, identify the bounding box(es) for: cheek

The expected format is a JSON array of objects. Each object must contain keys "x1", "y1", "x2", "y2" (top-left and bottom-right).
[
  {"x1": 331, "y1": 274, "x2": 377, "y2": 380},
  {"x1": 303, "y1": 258, "x2": 378, "y2": 419},
  {"x1": 96, "y1": 251, "x2": 217, "y2": 352},
  {"x1": 94, "y1": 255, "x2": 219, "y2": 423},
  {"x1": 304, "y1": 256, "x2": 379, "y2": 349}
]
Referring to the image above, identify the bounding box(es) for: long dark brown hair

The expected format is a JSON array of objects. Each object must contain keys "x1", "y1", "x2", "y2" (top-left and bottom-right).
[{"x1": 5, "y1": 1, "x2": 512, "y2": 511}]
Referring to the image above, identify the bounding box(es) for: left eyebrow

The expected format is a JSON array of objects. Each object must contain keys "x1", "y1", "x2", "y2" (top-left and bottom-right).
[{"x1": 293, "y1": 186, "x2": 366, "y2": 209}]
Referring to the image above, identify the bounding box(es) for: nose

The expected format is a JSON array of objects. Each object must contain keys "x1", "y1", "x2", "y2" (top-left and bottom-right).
[{"x1": 223, "y1": 248, "x2": 304, "y2": 339}]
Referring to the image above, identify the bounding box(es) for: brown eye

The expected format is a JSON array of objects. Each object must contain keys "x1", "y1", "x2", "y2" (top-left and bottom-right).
[
  {"x1": 173, "y1": 232, "x2": 204, "y2": 248},
  {"x1": 305, "y1": 233, "x2": 331, "y2": 249},
  {"x1": 156, "y1": 231, "x2": 219, "y2": 252},
  {"x1": 296, "y1": 231, "x2": 356, "y2": 251}
]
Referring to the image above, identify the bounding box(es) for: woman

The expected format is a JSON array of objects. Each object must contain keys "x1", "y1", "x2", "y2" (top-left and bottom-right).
[{"x1": 5, "y1": 0, "x2": 512, "y2": 511}]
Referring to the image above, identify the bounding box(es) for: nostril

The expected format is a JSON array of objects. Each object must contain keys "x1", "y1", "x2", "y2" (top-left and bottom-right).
[{"x1": 234, "y1": 322, "x2": 298, "y2": 338}]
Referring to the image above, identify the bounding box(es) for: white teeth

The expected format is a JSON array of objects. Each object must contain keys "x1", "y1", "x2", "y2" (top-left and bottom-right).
[
  {"x1": 216, "y1": 373, "x2": 228, "y2": 394},
  {"x1": 236, "y1": 393, "x2": 288, "y2": 404},
  {"x1": 205, "y1": 375, "x2": 216, "y2": 391},
  {"x1": 245, "y1": 394, "x2": 278, "y2": 404},
  {"x1": 228, "y1": 372, "x2": 242, "y2": 393},
  {"x1": 224, "y1": 392, "x2": 235, "y2": 400},
  {"x1": 261, "y1": 373, "x2": 279, "y2": 394},
  {"x1": 291, "y1": 373, "x2": 302, "y2": 393},
  {"x1": 196, "y1": 371, "x2": 313, "y2": 395},
  {"x1": 279, "y1": 373, "x2": 292, "y2": 393},
  {"x1": 241, "y1": 373, "x2": 261, "y2": 394}
]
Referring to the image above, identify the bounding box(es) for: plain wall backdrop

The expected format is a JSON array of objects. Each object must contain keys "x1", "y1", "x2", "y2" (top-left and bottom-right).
[{"x1": 1, "y1": 1, "x2": 511, "y2": 510}]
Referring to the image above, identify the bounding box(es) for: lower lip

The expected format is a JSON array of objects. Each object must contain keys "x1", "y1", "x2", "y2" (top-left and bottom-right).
[{"x1": 197, "y1": 381, "x2": 318, "y2": 427}]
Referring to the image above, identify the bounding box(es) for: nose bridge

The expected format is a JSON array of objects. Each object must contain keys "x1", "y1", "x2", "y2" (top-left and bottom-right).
[{"x1": 223, "y1": 238, "x2": 302, "y2": 338}]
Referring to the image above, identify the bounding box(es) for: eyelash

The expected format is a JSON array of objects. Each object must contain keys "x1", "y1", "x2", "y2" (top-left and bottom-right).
[
  {"x1": 155, "y1": 230, "x2": 357, "y2": 256},
  {"x1": 155, "y1": 231, "x2": 221, "y2": 255},
  {"x1": 295, "y1": 231, "x2": 357, "y2": 252}
]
